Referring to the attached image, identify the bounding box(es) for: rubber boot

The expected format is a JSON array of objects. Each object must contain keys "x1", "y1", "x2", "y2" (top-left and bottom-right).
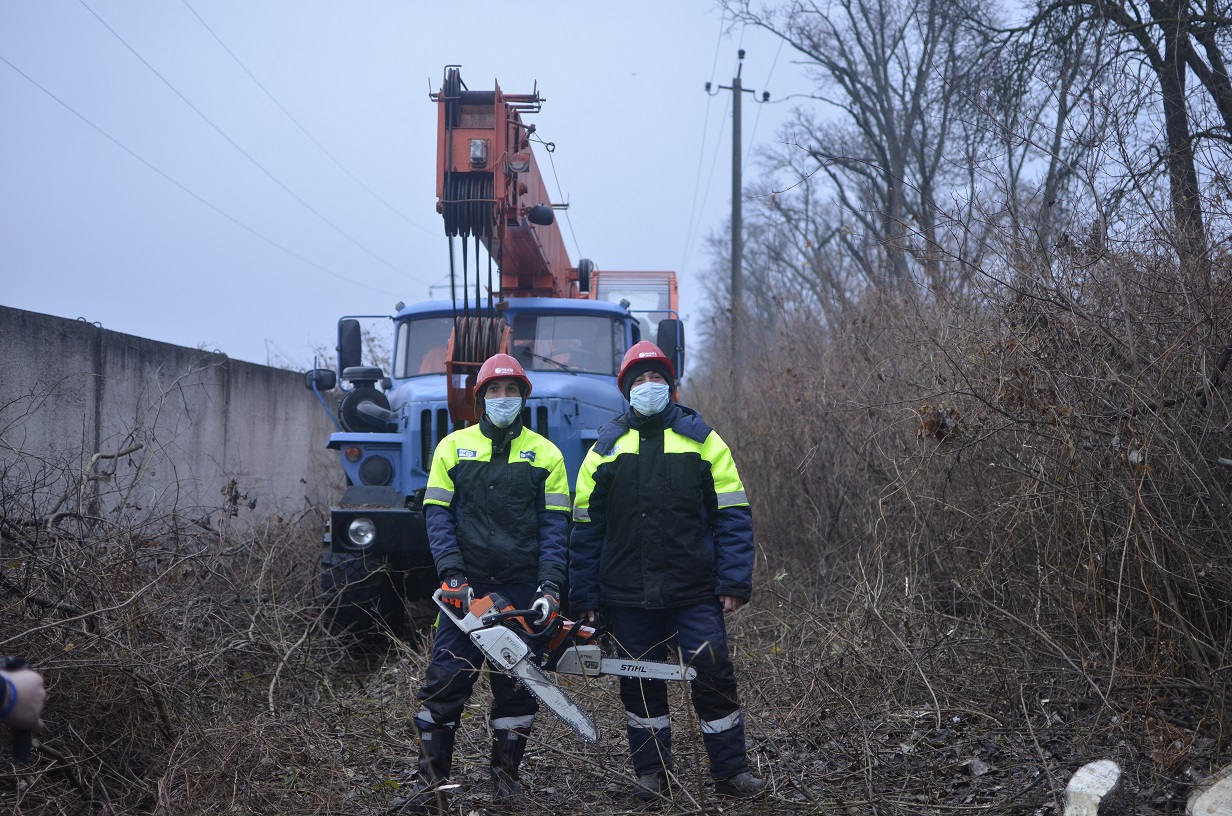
[
  {"x1": 490, "y1": 728, "x2": 530, "y2": 807},
  {"x1": 388, "y1": 725, "x2": 455, "y2": 814}
]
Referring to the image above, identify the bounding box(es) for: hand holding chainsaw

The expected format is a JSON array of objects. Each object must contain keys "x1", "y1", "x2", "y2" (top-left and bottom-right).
[
  {"x1": 530, "y1": 581, "x2": 560, "y2": 625},
  {"x1": 439, "y1": 572, "x2": 471, "y2": 613}
]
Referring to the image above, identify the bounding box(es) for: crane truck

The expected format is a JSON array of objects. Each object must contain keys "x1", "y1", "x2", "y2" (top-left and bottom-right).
[{"x1": 304, "y1": 66, "x2": 684, "y2": 634}]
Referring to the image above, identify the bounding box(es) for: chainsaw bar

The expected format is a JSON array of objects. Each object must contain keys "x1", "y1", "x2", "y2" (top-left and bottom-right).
[
  {"x1": 435, "y1": 590, "x2": 599, "y2": 742},
  {"x1": 549, "y1": 643, "x2": 697, "y2": 682},
  {"x1": 466, "y1": 619, "x2": 598, "y2": 742}
]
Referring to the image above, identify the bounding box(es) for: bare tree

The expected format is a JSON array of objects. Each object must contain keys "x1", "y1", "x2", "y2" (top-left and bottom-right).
[
  {"x1": 1016, "y1": 0, "x2": 1232, "y2": 277},
  {"x1": 976, "y1": 9, "x2": 1112, "y2": 256},
  {"x1": 725, "y1": 0, "x2": 999, "y2": 298}
]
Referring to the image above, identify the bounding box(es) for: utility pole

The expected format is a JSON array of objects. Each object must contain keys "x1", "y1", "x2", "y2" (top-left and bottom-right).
[{"x1": 707, "y1": 51, "x2": 769, "y2": 369}]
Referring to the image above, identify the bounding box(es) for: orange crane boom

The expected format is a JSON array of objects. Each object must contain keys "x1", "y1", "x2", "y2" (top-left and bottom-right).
[{"x1": 433, "y1": 66, "x2": 583, "y2": 299}]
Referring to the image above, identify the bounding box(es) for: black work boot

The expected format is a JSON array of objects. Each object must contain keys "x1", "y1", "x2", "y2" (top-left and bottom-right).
[
  {"x1": 634, "y1": 768, "x2": 672, "y2": 801},
  {"x1": 490, "y1": 728, "x2": 530, "y2": 806},
  {"x1": 388, "y1": 726, "x2": 456, "y2": 814},
  {"x1": 714, "y1": 770, "x2": 766, "y2": 798}
]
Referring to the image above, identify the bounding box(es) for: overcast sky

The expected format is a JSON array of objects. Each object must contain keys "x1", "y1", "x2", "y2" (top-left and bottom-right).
[{"x1": 1, "y1": 1, "x2": 805, "y2": 368}]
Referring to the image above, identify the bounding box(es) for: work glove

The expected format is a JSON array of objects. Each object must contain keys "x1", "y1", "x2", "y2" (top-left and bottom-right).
[
  {"x1": 440, "y1": 572, "x2": 471, "y2": 613},
  {"x1": 530, "y1": 581, "x2": 561, "y2": 625}
]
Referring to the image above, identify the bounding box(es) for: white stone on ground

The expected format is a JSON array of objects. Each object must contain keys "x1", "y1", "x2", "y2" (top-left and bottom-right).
[{"x1": 1064, "y1": 760, "x2": 1127, "y2": 816}]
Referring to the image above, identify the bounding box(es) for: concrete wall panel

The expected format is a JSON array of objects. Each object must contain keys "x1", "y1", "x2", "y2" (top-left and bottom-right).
[{"x1": 0, "y1": 305, "x2": 342, "y2": 530}]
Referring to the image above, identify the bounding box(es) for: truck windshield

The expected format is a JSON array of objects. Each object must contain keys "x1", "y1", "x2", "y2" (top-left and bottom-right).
[
  {"x1": 394, "y1": 317, "x2": 453, "y2": 378},
  {"x1": 394, "y1": 313, "x2": 622, "y2": 378},
  {"x1": 511, "y1": 313, "x2": 621, "y2": 375}
]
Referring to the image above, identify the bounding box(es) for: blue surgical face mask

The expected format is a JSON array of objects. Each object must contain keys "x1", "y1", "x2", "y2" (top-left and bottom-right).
[
  {"x1": 485, "y1": 397, "x2": 523, "y2": 428},
  {"x1": 629, "y1": 382, "x2": 671, "y2": 416}
]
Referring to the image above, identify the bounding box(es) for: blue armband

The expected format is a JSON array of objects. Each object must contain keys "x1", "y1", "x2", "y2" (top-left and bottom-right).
[{"x1": 0, "y1": 677, "x2": 16, "y2": 719}]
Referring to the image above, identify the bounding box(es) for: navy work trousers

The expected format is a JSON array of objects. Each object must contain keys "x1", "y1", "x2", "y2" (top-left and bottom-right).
[{"x1": 607, "y1": 601, "x2": 749, "y2": 779}]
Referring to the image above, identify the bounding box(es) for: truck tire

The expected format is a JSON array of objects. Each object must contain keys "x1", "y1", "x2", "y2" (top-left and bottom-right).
[{"x1": 320, "y1": 545, "x2": 406, "y2": 640}]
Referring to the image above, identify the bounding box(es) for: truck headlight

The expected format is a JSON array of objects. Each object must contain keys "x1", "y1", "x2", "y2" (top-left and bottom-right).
[{"x1": 347, "y1": 517, "x2": 376, "y2": 548}]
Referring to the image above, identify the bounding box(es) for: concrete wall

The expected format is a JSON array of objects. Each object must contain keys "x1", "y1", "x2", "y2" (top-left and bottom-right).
[{"x1": 0, "y1": 305, "x2": 342, "y2": 531}]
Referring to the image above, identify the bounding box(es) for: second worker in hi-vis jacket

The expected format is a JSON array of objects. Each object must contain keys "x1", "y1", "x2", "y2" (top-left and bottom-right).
[{"x1": 569, "y1": 341, "x2": 767, "y2": 802}]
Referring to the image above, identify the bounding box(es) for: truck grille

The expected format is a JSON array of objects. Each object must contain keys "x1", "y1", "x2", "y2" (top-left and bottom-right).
[
  {"x1": 523, "y1": 405, "x2": 549, "y2": 436},
  {"x1": 419, "y1": 408, "x2": 452, "y2": 472}
]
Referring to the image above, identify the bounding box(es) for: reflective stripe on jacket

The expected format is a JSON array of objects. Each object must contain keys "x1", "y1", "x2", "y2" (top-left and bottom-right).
[
  {"x1": 569, "y1": 402, "x2": 753, "y2": 610},
  {"x1": 424, "y1": 420, "x2": 570, "y2": 586}
]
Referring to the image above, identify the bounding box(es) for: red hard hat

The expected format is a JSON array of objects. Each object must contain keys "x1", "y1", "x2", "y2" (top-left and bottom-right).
[
  {"x1": 618, "y1": 341, "x2": 676, "y2": 397},
  {"x1": 475, "y1": 353, "x2": 532, "y2": 398}
]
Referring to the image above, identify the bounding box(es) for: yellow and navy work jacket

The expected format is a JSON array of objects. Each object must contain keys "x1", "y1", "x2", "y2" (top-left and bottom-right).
[
  {"x1": 423, "y1": 419, "x2": 570, "y2": 586},
  {"x1": 569, "y1": 402, "x2": 754, "y2": 610}
]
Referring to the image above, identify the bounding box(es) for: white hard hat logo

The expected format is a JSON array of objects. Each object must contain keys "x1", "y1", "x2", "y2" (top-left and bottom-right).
[{"x1": 496, "y1": 367, "x2": 514, "y2": 374}]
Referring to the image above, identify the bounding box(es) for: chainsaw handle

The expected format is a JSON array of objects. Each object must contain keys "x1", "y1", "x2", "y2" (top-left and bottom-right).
[
  {"x1": 3, "y1": 656, "x2": 33, "y2": 763},
  {"x1": 481, "y1": 608, "x2": 562, "y2": 642},
  {"x1": 481, "y1": 607, "x2": 539, "y2": 624}
]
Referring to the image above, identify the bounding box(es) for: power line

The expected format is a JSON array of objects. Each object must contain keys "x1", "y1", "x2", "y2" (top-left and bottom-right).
[
  {"x1": 76, "y1": 0, "x2": 430, "y2": 288},
  {"x1": 0, "y1": 52, "x2": 404, "y2": 299},
  {"x1": 745, "y1": 36, "x2": 784, "y2": 171},
  {"x1": 681, "y1": 9, "x2": 731, "y2": 275},
  {"x1": 179, "y1": 0, "x2": 438, "y2": 238}
]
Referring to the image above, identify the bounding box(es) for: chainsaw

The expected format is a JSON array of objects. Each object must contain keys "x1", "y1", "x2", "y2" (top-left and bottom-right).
[{"x1": 432, "y1": 589, "x2": 697, "y2": 743}]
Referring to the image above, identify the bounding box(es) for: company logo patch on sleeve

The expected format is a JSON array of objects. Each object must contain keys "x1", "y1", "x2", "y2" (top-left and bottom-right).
[
  {"x1": 458, "y1": 448, "x2": 477, "y2": 458},
  {"x1": 518, "y1": 450, "x2": 536, "y2": 462}
]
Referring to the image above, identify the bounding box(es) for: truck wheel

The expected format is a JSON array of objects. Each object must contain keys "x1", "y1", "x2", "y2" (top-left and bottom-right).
[{"x1": 320, "y1": 546, "x2": 406, "y2": 640}]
